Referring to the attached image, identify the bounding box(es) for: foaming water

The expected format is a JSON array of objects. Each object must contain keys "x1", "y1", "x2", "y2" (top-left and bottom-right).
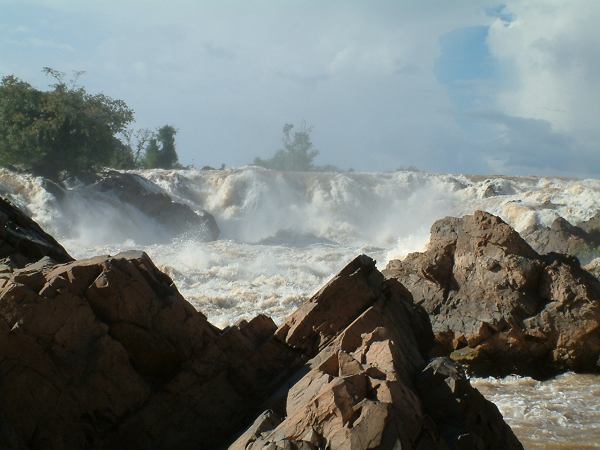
[
  {"x1": 68, "y1": 237, "x2": 386, "y2": 327},
  {"x1": 472, "y1": 373, "x2": 600, "y2": 449},
  {"x1": 2, "y1": 167, "x2": 600, "y2": 447},
  {"x1": 3, "y1": 167, "x2": 600, "y2": 325}
]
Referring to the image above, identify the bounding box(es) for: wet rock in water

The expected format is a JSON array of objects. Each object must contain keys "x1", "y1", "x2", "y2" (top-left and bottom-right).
[
  {"x1": 521, "y1": 215, "x2": 600, "y2": 264},
  {"x1": 0, "y1": 196, "x2": 73, "y2": 269},
  {"x1": 0, "y1": 199, "x2": 523, "y2": 450},
  {"x1": 579, "y1": 212, "x2": 600, "y2": 243},
  {"x1": 585, "y1": 258, "x2": 600, "y2": 280},
  {"x1": 384, "y1": 210, "x2": 600, "y2": 378},
  {"x1": 90, "y1": 170, "x2": 219, "y2": 240},
  {"x1": 231, "y1": 255, "x2": 522, "y2": 450}
]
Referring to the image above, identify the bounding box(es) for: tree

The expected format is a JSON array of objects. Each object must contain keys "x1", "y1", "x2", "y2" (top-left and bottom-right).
[
  {"x1": 0, "y1": 69, "x2": 134, "y2": 179},
  {"x1": 254, "y1": 122, "x2": 318, "y2": 171},
  {"x1": 143, "y1": 125, "x2": 179, "y2": 169},
  {"x1": 143, "y1": 138, "x2": 160, "y2": 169},
  {"x1": 121, "y1": 127, "x2": 154, "y2": 167},
  {"x1": 156, "y1": 125, "x2": 178, "y2": 168}
]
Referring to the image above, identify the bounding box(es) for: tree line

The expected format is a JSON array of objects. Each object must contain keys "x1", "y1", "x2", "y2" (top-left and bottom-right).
[
  {"x1": 0, "y1": 68, "x2": 337, "y2": 179},
  {"x1": 0, "y1": 68, "x2": 179, "y2": 180}
]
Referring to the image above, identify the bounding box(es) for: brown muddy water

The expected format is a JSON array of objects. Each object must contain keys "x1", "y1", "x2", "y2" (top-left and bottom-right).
[{"x1": 472, "y1": 373, "x2": 600, "y2": 449}]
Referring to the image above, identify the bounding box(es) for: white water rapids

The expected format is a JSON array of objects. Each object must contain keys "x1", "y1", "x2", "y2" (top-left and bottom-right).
[{"x1": 1, "y1": 166, "x2": 600, "y2": 449}]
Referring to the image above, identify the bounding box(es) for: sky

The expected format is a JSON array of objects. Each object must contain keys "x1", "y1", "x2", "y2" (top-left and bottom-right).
[{"x1": 1, "y1": 0, "x2": 599, "y2": 176}]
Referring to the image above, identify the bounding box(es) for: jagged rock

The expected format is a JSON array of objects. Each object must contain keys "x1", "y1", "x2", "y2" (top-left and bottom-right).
[
  {"x1": 384, "y1": 210, "x2": 600, "y2": 377},
  {"x1": 585, "y1": 258, "x2": 600, "y2": 280},
  {"x1": 232, "y1": 256, "x2": 521, "y2": 450},
  {"x1": 0, "y1": 199, "x2": 521, "y2": 449},
  {"x1": 0, "y1": 197, "x2": 73, "y2": 269},
  {"x1": 0, "y1": 251, "x2": 523, "y2": 450},
  {"x1": 90, "y1": 170, "x2": 219, "y2": 240},
  {"x1": 0, "y1": 251, "x2": 301, "y2": 450},
  {"x1": 521, "y1": 216, "x2": 600, "y2": 264},
  {"x1": 579, "y1": 212, "x2": 600, "y2": 242}
]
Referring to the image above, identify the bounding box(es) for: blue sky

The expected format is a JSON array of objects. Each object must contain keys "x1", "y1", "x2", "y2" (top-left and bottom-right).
[{"x1": 1, "y1": 0, "x2": 599, "y2": 176}]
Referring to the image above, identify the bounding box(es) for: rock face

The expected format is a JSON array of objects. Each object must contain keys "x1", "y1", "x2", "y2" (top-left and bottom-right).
[
  {"x1": 0, "y1": 225, "x2": 523, "y2": 450},
  {"x1": 585, "y1": 258, "x2": 600, "y2": 280},
  {"x1": 231, "y1": 255, "x2": 522, "y2": 450},
  {"x1": 522, "y1": 215, "x2": 600, "y2": 264},
  {"x1": 579, "y1": 212, "x2": 600, "y2": 243},
  {"x1": 0, "y1": 251, "x2": 300, "y2": 449},
  {"x1": 0, "y1": 197, "x2": 73, "y2": 269},
  {"x1": 90, "y1": 170, "x2": 219, "y2": 240},
  {"x1": 384, "y1": 211, "x2": 600, "y2": 377}
]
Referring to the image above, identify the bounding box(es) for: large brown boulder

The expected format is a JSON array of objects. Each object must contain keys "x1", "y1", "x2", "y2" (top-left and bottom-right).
[
  {"x1": 0, "y1": 250, "x2": 302, "y2": 449},
  {"x1": 0, "y1": 250, "x2": 523, "y2": 449},
  {"x1": 231, "y1": 256, "x2": 522, "y2": 450},
  {"x1": 383, "y1": 210, "x2": 600, "y2": 377},
  {"x1": 0, "y1": 197, "x2": 73, "y2": 269},
  {"x1": 521, "y1": 216, "x2": 600, "y2": 264}
]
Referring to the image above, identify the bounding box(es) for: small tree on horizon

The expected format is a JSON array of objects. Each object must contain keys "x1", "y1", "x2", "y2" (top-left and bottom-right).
[
  {"x1": 143, "y1": 125, "x2": 179, "y2": 169},
  {"x1": 254, "y1": 122, "x2": 318, "y2": 171}
]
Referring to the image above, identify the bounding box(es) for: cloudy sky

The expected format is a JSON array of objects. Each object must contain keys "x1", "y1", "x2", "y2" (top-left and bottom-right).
[{"x1": 1, "y1": 0, "x2": 599, "y2": 176}]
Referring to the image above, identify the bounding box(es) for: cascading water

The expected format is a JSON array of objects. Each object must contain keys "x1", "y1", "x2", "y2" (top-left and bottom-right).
[{"x1": 1, "y1": 166, "x2": 600, "y2": 449}]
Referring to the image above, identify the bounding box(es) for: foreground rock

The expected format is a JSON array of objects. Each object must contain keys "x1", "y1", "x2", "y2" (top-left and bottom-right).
[
  {"x1": 384, "y1": 211, "x2": 600, "y2": 377},
  {"x1": 232, "y1": 256, "x2": 521, "y2": 450},
  {"x1": 0, "y1": 197, "x2": 73, "y2": 269},
  {"x1": 521, "y1": 215, "x2": 600, "y2": 264},
  {"x1": 0, "y1": 214, "x2": 522, "y2": 450},
  {"x1": 0, "y1": 251, "x2": 301, "y2": 449},
  {"x1": 89, "y1": 170, "x2": 219, "y2": 240}
]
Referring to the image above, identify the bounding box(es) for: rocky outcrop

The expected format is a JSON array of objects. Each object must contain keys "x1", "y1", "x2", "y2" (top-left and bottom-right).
[
  {"x1": 521, "y1": 215, "x2": 600, "y2": 264},
  {"x1": 0, "y1": 197, "x2": 72, "y2": 269},
  {"x1": 579, "y1": 212, "x2": 600, "y2": 243},
  {"x1": 384, "y1": 210, "x2": 600, "y2": 378},
  {"x1": 231, "y1": 255, "x2": 521, "y2": 450},
  {"x1": 585, "y1": 258, "x2": 600, "y2": 280},
  {"x1": 0, "y1": 250, "x2": 301, "y2": 450},
  {"x1": 90, "y1": 170, "x2": 219, "y2": 240},
  {"x1": 0, "y1": 240, "x2": 522, "y2": 448}
]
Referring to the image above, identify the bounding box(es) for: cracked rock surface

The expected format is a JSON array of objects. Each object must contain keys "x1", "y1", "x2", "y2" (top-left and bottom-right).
[
  {"x1": 384, "y1": 210, "x2": 600, "y2": 377},
  {"x1": 0, "y1": 198, "x2": 523, "y2": 449}
]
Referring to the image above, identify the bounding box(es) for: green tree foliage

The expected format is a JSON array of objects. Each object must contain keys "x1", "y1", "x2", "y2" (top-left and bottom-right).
[
  {"x1": 142, "y1": 125, "x2": 179, "y2": 169},
  {"x1": 144, "y1": 138, "x2": 160, "y2": 169},
  {"x1": 254, "y1": 123, "x2": 319, "y2": 171},
  {"x1": 0, "y1": 68, "x2": 135, "y2": 179}
]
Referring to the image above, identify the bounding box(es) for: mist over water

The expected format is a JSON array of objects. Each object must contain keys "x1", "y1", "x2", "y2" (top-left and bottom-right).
[
  {"x1": 3, "y1": 166, "x2": 600, "y2": 325},
  {"x1": 2, "y1": 166, "x2": 600, "y2": 448}
]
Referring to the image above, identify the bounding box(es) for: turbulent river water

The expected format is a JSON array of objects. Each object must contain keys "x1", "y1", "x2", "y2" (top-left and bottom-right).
[{"x1": 2, "y1": 166, "x2": 600, "y2": 449}]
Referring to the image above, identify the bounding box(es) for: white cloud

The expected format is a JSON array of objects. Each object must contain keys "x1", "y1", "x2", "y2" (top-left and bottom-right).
[{"x1": 488, "y1": 0, "x2": 600, "y2": 134}]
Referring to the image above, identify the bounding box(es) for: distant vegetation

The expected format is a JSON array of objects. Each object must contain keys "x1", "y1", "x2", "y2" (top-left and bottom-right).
[
  {"x1": 0, "y1": 68, "x2": 180, "y2": 180},
  {"x1": 254, "y1": 123, "x2": 319, "y2": 171},
  {"x1": 254, "y1": 122, "x2": 345, "y2": 172}
]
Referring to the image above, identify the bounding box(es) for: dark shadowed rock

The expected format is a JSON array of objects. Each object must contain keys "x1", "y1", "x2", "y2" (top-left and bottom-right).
[
  {"x1": 384, "y1": 210, "x2": 600, "y2": 378},
  {"x1": 522, "y1": 216, "x2": 600, "y2": 264},
  {"x1": 579, "y1": 212, "x2": 600, "y2": 243},
  {"x1": 0, "y1": 251, "x2": 300, "y2": 450},
  {"x1": 91, "y1": 170, "x2": 219, "y2": 240},
  {"x1": 0, "y1": 197, "x2": 73, "y2": 269}
]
